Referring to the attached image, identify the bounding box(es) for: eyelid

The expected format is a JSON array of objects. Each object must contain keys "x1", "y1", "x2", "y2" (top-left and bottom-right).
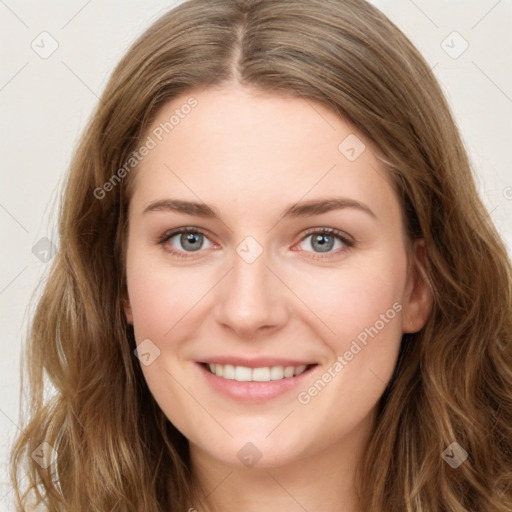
[
  {"x1": 158, "y1": 226, "x2": 210, "y2": 239},
  {"x1": 299, "y1": 226, "x2": 354, "y2": 244}
]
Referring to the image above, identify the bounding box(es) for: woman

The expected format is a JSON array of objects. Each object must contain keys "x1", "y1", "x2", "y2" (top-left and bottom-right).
[{"x1": 11, "y1": 0, "x2": 512, "y2": 510}]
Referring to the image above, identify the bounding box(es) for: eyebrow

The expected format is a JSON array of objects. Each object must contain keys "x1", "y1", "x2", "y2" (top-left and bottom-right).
[{"x1": 143, "y1": 197, "x2": 376, "y2": 219}]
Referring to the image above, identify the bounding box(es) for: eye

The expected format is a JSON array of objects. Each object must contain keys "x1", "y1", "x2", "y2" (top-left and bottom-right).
[
  {"x1": 295, "y1": 228, "x2": 354, "y2": 258},
  {"x1": 158, "y1": 226, "x2": 354, "y2": 259},
  {"x1": 158, "y1": 227, "x2": 214, "y2": 257}
]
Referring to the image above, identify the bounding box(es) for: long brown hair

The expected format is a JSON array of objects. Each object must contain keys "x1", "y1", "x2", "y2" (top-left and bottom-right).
[{"x1": 11, "y1": 0, "x2": 512, "y2": 510}]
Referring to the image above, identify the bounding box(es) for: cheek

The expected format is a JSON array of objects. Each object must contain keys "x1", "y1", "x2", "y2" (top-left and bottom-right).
[
  {"x1": 289, "y1": 261, "x2": 406, "y2": 434},
  {"x1": 291, "y1": 250, "x2": 408, "y2": 416},
  {"x1": 125, "y1": 258, "x2": 208, "y2": 412},
  {"x1": 298, "y1": 255, "x2": 407, "y2": 347},
  {"x1": 125, "y1": 239, "x2": 213, "y2": 336}
]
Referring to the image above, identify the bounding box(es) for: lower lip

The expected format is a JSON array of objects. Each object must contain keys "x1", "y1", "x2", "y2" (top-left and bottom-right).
[{"x1": 197, "y1": 363, "x2": 317, "y2": 402}]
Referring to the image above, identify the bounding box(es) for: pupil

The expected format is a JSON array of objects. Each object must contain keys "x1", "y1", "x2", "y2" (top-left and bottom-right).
[
  {"x1": 313, "y1": 234, "x2": 333, "y2": 253},
  {"x1": 182, "y1": 233, "x2": 202, "y2": 251}
]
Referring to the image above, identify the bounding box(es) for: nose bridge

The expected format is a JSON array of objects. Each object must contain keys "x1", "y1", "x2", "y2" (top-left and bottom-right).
[{"x1": 214, "y1": 239, "x2": 287, "y2": 336}]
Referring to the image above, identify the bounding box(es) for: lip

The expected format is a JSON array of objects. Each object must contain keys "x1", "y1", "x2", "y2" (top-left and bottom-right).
[
  {"x1": 199, "y1": 357, "x2": 316, "y2": 368},
  {"x1": 196, "y1": 361, "x2": 318, "y2": 402}
]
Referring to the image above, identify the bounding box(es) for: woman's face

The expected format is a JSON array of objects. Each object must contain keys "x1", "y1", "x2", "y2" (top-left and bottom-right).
[{"x1": 123, "y1": 84, "x2": 431, "y2": 469}]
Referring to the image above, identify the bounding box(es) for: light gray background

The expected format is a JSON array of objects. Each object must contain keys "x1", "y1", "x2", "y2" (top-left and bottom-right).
[{"x1": 1, "y1": 0, "x2": 511, "y2": 508}]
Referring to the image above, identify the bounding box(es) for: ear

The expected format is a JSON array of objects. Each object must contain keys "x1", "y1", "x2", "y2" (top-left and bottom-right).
[
  {"x1": 401, "y1": 239, "x2": 433, "y2": 333},
  {"x1": 122, "y1": 292, "x2": 134, "y2": 325}
]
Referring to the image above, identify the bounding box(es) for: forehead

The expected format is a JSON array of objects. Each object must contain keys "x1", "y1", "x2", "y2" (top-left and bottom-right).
[{"x1": 129, "y1": 85, "x2": 400, "y2": 224}]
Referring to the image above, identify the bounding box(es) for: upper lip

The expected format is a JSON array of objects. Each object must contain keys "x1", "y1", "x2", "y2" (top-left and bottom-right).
[{"x1": 198, "y1": 357, "x2": 316, "y2": 368}]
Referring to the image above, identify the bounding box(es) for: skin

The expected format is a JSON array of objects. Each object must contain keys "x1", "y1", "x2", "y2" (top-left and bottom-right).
[{"x1": 123, "y1": 84, "x2": 432, "y2": 512}]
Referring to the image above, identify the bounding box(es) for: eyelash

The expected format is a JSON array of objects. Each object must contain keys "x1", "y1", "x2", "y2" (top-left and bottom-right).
[{"x1": 157, "y1": 227, "x2": 355, "y2": 260}]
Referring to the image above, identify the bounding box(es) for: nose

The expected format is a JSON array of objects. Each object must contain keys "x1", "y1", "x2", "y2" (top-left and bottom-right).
[{"x1": 214, "y1": 248, "x2": 290, "y2": 339}]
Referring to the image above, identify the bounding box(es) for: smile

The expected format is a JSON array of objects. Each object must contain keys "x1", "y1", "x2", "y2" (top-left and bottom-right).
[
  {"x1": 198, "y1": 360, "x2": 318, "y2": 402},
  {"x1": 206, "y1": 363, "x2": 310, "y2": 382}
]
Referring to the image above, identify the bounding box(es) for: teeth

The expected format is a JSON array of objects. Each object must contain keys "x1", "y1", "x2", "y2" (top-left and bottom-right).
[
  {"x1": 235, "y1": 366, "x2": 252, "y2": 381},
  {"x1": 206, "y1": 363, "x2": 309, "y2": 381},
  {"x1": 270, "y1": 366, "x2": 284, "y2": 380},
  {"x1": 252, "y1": 367, "x2": 270, "y2": 381},
  {"x1": 284, "y1": 366, "x2": 295, "y2": 378},
  {"x1": 294, "y1": 364, "x2": 307, "y2": 376},
  {"x1": 223, "y1": 364, "x2": 235, "y2": 380}
]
